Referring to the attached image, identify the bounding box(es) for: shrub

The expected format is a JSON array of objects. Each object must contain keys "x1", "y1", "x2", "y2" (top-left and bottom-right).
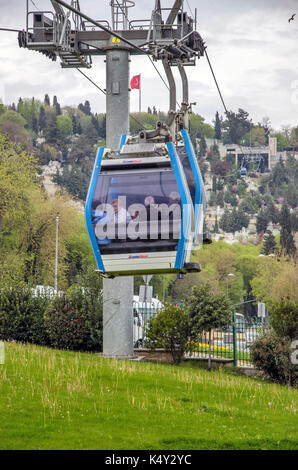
[
  {"x1": 145, "y1": 304, "x2": 191, "y2": 364},
  {"x1": 250, "y1": 333, "x2": 297, "y2": 387},
  {"x1": 44, "y1": 297, "x2": 90, "y2": 351},
  {"x1": 270, "y1": 299, "x2": 298, "y2": 342},
  {"x1": 0, "y1": 287, "x2": 50, "y2": 345}
]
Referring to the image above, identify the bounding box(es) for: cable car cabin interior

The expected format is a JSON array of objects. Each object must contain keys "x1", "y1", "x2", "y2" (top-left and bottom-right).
[{"x1": 85, "y1": 140, "x2": 200, "y2": 277}]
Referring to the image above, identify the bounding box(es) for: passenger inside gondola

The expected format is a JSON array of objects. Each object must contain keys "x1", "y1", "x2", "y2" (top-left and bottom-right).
[{"x1": 91, "y1": 169, "x2": 182, "y2": 253}]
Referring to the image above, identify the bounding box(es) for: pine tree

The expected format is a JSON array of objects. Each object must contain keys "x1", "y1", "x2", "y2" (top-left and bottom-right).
[
  {"x1": 214, "y1": 111, "x2": 222, "y2": 140},
  {"x1": 256, "y1": 210, "x2": 269, "y2": 234},
  {"x1": 39, "y1": 106, "x2": 46, "y2": 132},
  {"x1": 44, "y1": 94, "x2": 50, "y2": 106},
  {"x1": 17, "y1": 98, "x2": 23, "y2": 113},
  {"x1": 91, "y1": 115, "x2": 100, "y2": 135},
  {"x1": 84, "y1": 100, "x2": 92, "y2": 116},
  {"x1": 261, "y1": 230, "x2": 277, "y2": 255},
  {"x1": 72, "y1": 114, "x2": 77, "y2": 135},
  {"x1": 216, "y1": 191, "x2": 224, "y2": 208},
  {"x1": 199, "y1": 136, "x2": 207, "y2": 157},
  {"x1": 280, "y1": 203, "x2": 296, "y2": 257},
  {"x1": 213, "y1": 215, "x2": 219, "y2": 233},
  {"x1": 55, "y1": 102, "x2": 61, "y2": 116},
  {"x1": 212, "y1": 175, "x2": 217, "y2": 193}
]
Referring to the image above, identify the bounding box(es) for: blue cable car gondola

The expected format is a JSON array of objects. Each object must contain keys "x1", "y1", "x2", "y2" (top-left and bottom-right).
[{"x1": 85, "y1": 133, "x2": 201, "y2": 277}]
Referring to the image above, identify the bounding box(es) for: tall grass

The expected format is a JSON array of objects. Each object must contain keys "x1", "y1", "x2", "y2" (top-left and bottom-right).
[{"x1": 0, "y1": 341, "x2": 297, "y2": 450}]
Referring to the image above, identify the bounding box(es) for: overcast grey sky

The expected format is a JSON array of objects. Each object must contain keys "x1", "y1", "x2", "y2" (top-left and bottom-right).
[{"x1": 0, "y1": 0, "x2": 297, "y2": 129}]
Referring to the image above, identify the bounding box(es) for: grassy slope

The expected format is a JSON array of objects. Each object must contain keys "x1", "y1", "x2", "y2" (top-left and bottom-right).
[{"x1": 0, "y1": 342, "x2": 297, "y2": 450}]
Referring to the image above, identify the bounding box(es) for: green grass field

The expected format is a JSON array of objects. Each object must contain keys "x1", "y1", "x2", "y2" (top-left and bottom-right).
[{"x1": 0, "y1": 342, "x2": 297, "y2": 450}]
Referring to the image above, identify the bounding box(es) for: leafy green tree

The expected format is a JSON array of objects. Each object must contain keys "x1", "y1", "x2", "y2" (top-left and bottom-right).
[
  {"x1": 272, "y1": 133, "x2": 289, "y2": 151},
  {"x1": 189, "y1": 114, "x2": 215, "y2": 139},
  {"x1": 0, "y1": 134, "x2": 37, "y2": 287},
  {"x1": 57, "y1": 115, "x2": 73, "y2": 136},
  {"x1": 145, "y1": 304, "x2": 191, "y2": 363},
  {"x1": 251, "y1": 257, "x2": 297, "y2": 308},
  {"x1": 242, "y1": 127, "x2": 266, "y2": 147},
  {"x1": 188, "y1": 283, "x2": 232, "y2": 370},
  {"x1": 270, "y1": 299, "x2": 298, "y2": 342},
  {"x1": 0, "y1": 110, "x2": 27, "y2": 128}
]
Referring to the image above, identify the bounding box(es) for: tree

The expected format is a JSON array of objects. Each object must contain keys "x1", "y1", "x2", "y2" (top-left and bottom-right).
[
  {"x1": 198, "y1": 135, "x2": 207, "y2": 157},
  {"x1": 0, "y1": 120, "x2": 31, "y2": 148},
  {"x1": 214, "y1": 111, "x2": 222, "y2": 140},
  {"x1": 213, "y1": 215, "x2": 219, "y2": 233},
  {"x1": 224, "y1": 191, "x2": 238, "y2": 207},
  {"x1": 0, "y1": 134, "x2": 38, "y2": 287},
  {"x1": 261, "y1": 230, "x2": 277, "y2": 255},
  {"x1": 280, "y1": 203, "x2": 296, "y2": 257},
  {"x1": 213, "y1": 160, "x2": 232, "y2": 177},
  {"x1": 212, "y1": 175, "x2": 217, "y2": 192},
  {"x1": 39, "y1": 106, "x2": 46, "y2": 131},
  {"x1": 0, "y1": 100, "x2": 5, "y2": 115},
  {"x1": 256, "y1": 210, "x2": 270, "y2": 235},
  {"x1": 220, "y1": 207, "x2": 249, "y2": 233},
  {"x1": 242, "y1": 127, "x2": 266, "y2": 147},
  {"x1": 57, "y1": 115, "x2": 73, "y2": 136},
  {"x1": 188, "y1": 283, "x2": 232, "y2": 370},
  {"x1": 223, "y1": 109, "x2": 252, "y2": 144},
  {"x1": 216, "y1": 191, "x2": 224, "y2": 208},
  {"x1": 0, "y1": 110, "x2": 27, "y2": 128},
  {"x1": 270, "y1": 299, "x2": 298, "y2": 342},
  {"x1": 44, "y1": 109, "x2": 58, "y2": 144},
  {"x1": 272, "y1": 133, "x2": 289, "y2": 151},
  {"x1": 145, "y1": 304, "x2": 191, "y2": 364},
  {"x1": 251, "y1": 257, "x2": 297, "y2": 309},
  {"x1": 44, "y1": 94, "x2": 50, "y2": 106}
]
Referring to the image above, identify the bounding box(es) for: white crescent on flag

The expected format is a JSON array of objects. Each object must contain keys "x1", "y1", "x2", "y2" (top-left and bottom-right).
[{"x1": 130, "y1": 75, "x2": 140, "y2": 89}]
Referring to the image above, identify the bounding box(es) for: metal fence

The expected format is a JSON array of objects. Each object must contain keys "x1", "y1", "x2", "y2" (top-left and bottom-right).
[{"x1": 133, "y1": 302, "x2": 269, "y2": 367}]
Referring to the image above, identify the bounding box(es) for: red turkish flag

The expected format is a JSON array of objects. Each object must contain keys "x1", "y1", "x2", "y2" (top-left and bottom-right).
[{"x1": 130, "y1": 74, "x2": 141, "y2": 90}]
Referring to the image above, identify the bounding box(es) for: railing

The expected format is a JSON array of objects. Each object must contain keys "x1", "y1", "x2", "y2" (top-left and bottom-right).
[
  {"x1": 26, "y1": 11, "x2": 57, "y2": 45},
  {"x1": 133, "y1": 304, "x2": 269, "y2": 367},
  {"x1": 187, "y1": 319, "x2": 269, "y2": 367}
]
